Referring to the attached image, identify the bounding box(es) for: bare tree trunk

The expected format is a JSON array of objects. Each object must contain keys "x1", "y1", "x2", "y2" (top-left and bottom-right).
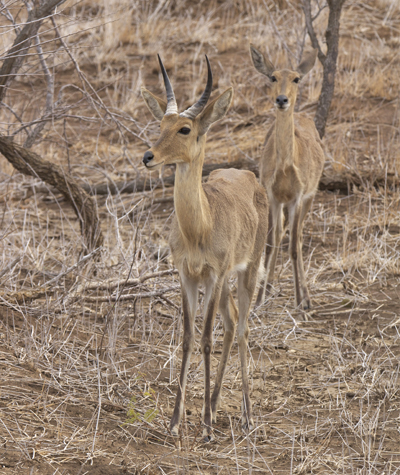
[
  {"x1": 303, "y1": 0, "x2": 346, "y2": 138},
  {"x1": 0, "y1": 135, "x2": 103, "y2": 252}
]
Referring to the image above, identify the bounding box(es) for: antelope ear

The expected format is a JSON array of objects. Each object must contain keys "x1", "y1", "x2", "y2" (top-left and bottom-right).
[
  {"x1": 141, "y1": 87, "x2": 167, "y2": 121},
  {"x1": 297, "y1": 49, "x2": 318, "y2": 77},
  {"x1": 250, "y1": 44, "x2": 275, "y2": 79},
  {"x1": 197, "y1": 87, "x2": 233, "y2": 136}
]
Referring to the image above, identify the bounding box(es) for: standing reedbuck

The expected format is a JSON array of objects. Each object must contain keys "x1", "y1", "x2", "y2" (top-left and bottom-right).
[
  {"x1": 250, "y1": 45, "x2": 325, "y2": 310},
  {"x1": 141, "y1": 55, "x2": 268, "y2": 441}
]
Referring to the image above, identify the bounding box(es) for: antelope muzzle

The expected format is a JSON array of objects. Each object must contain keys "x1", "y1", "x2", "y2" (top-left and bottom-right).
[
  {"x1": 142, "y1": 150, "x2": 154, "y2": 167},
  {"x1": 276, "y1": 95, "x2": 289, "y2": 110}
]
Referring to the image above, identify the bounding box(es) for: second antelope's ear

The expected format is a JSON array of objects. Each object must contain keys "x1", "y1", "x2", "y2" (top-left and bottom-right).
[
  {"x1": 141, "y1": 87, "x2": 167, "y2": 121},
  {"x1": 297, "y1": 49, "x2": 318, "y2": 78},
  {"x1": 197, "y1": 87, "x2": 233, "y2": 136},
  {"x1": 250, "y1": 44, "x2": 275, "y2": 80}
]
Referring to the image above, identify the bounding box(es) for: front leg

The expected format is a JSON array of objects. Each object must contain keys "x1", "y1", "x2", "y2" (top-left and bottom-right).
[
  {"x1": 210, "y1": 277, "x2": 238, "y2": 423},
  {"x1": 170, "y1": 275, "x2": 198, "y2": 436},
  {"x1": 297, "y1": 195, "x2": 314, "y2": 310},
  {"x1": 256, "y1": 200, "x2": 284, "y2": 305}
]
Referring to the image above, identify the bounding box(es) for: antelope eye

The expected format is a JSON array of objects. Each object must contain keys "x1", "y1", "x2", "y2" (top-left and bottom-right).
[
  {"x1": 271, "y1": 76, "x2": 277, "y2": 82},
  {"x1": 293, "y1": 77, "x2": 300, "y2": 83},
  {"x1": 178, "y1": 127, "x2": 191, "y2": 135}
]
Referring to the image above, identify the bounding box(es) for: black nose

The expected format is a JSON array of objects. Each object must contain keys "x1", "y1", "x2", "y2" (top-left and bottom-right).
[
  {"x1": 143, "y1": 150, "x2": 154, "y2": 166},
  {"x1": 276, "y1": 95, "x2": 288, "y2": 107}
]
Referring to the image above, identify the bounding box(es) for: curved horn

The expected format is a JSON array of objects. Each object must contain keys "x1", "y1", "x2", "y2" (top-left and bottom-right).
[
  {"x1": 181, "y1": 55, "x2": 213, "y2": 119},
  {"x1": 158, "y1": 54, "x2": 178, "y2": 116}
]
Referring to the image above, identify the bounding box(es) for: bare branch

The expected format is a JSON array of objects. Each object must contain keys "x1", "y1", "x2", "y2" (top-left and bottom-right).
[
  {"x1": 0, "y1": 0, "x2": 67, "y2": 102},
  {"x1": 302, "y1": 0, "x2": 326, "y2": 65},
  {"x1": 0, "y1": 101, "x2": 28, "y2": 136},
  {"x1": 44, "y1": 247, "x2": 101, "y2": 286},
  {"x1": 0, "y1": 134, "x2": 103, "y2": 251},
  {"x1": 302, "y1": 0, "x2": 346, "y2": 138},
  {"x1": 83, "y1": 269, "x2": 179, "y2": 292},
  {"x1": 51, "y1": 15, "x2": 150, "y2": 147},
  {"x1": 0, "y1": 0, "x2": 21, "y2": 35},
  {"x1": 23, "y1": 33, "x2": 54, "y2": 148},
  {"x1": 84, "y1": 286, "x2": 179, "y2": 303},
  {"x1": 262, "y1": 0, "x2": 297, "y2": 66}
]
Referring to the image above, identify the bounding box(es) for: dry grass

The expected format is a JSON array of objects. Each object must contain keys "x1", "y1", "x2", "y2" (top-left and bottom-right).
[{"x1": 0, "y1": 0, "x2": 399, "y2": 473}]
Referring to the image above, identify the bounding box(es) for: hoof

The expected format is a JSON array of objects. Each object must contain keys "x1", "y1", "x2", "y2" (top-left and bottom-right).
[
  {"x1": 242, "y1": 419, "x2": 254, "y2": 432},
  {"x1": 170, "y1": 425, "x2": 179, "y2": 437},
  {"x1": 202, "y1": 434, "x2": 214, "y2": 443},
  {"x1": 202, "y1": 424, "x2": 214, "y2": 442}
]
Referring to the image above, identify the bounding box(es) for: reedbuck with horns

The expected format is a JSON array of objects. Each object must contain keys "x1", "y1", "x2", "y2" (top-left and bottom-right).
[
  {"x1": 141, "y1": 55, "x2": 268, "y2": 441},
  {"x1": 250, "y1": 45, "x2": 325, "y2": 310}
]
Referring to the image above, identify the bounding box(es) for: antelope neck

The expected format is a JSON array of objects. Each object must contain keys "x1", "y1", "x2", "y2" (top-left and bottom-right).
[
  {"x1": 275, "y1": 106, "x2": 296, "y2": 168},
  {"x1": 173, "y1": 148, "x2": 212, "y2": 244}
]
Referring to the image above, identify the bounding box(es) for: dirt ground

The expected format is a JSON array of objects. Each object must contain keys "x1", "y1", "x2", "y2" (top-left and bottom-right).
[{"x1": 0, "y1": 0, "x2": 399, "y2": 474}]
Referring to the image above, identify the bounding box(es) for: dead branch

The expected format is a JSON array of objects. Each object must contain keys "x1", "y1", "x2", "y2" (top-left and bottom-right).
[
  {"x1": 44, "y1": 247, "x2": 100, "y2": 286},
  {"x1": 79, "y1": 158, "x2": 398, "y2": 196},
  {"x1": 84, "y1": 286, "x2": 179, "y2": 303},
  {"x1": 302, "y1": 0, "x2": 347, "y2": 138},
  {"x1": 82, "y1": 160, "x2": 259, "y2": 195},
  {"x1": 83, "y1": 269, "x2": 178, "y2": 292},
  {"x1": 0, "y1": 135, "x2": 103, "y2": 251},
  {"x1": 51, "y1": 16, "x2": 150, "y2": 147},
  {"x1": 23, "y1": 33, "x2": 55, "y2": 148},
  {"x1": 0, "y1": 0, "x2": 67, "y2": 102}
]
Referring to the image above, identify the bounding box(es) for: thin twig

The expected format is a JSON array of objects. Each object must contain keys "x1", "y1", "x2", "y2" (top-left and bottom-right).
[
  {"x1": 23, "y1": 33, "x2": 54, "y2": 148},
  {"x1": 302, "y1": 0, "x2": 327, "y2": 64}
]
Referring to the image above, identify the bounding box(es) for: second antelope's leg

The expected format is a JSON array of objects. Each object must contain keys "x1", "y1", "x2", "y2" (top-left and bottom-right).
[
  {"x1": 237, "y1": 264, "x2": 259, "y2": 431},
  {"x1": 170, "y1": 275, "x2": 198, "y2": 436},
  {"x1": 256, "y1": 199, "x2": 284, "y2": 305},
  {"x1": 255, "y1": 205, "x2": 273, "y2": 306},
  {"x1": 288, "y1": 199, "x2": 304, "y2": 309},
  {"x1": 297, "y1": 195, "x2": 314, "y2": 309},
  {"x1": 202, "y1": 277, "x2": 223, "y2": 441},
  {"x1": 210, "y1": 277, "x2": 238, "y2": 423}
]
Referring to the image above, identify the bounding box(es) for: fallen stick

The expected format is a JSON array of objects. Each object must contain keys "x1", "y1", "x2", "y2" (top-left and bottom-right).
[
  {"x1": 78, "y1": 159, "x2": 398, "y2": 196},
  {"x1": 83, "y1": 286, "x2": 179, "y2": 302},
  {"x1": 81, "y1": 160, "x2": 259, "y2": 195},
  {"x1": 82, "y1": 268, "x2": 178, "y2": 291}
]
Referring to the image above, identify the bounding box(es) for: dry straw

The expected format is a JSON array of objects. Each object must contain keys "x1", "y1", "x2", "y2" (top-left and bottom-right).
[{"x1": 0, "y1": 0, "x2": 399, "y2": 473}]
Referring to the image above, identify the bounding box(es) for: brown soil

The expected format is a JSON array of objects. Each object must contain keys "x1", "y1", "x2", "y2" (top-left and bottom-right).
[{"x1": 0, "y1": 0, "x2": 399, "y2": 474}]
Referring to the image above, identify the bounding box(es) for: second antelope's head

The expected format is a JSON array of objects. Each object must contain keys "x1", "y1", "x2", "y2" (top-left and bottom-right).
[
  {"x1": 141, "y1": 55, "x2": 233, "y2": 170},
  {"x1": 250, "y1": 45, "x2": 317, "y2": 112}
]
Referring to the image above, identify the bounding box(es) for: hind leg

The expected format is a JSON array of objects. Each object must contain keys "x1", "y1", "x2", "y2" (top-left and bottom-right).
[
  {"x1": 237, "y1": 263, "x2": 259, "y2": 431},
  {"x1": 170, "y1": 274, "x2": 198, "y2": 436},
  {"x1": 210, "y1": 277, "x2": 238, "y2": 423}
]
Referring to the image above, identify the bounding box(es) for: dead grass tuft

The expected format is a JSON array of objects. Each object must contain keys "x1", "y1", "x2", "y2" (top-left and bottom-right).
[{"x1": 0, "y1": 0, "x2": 399, "y2": 473}]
